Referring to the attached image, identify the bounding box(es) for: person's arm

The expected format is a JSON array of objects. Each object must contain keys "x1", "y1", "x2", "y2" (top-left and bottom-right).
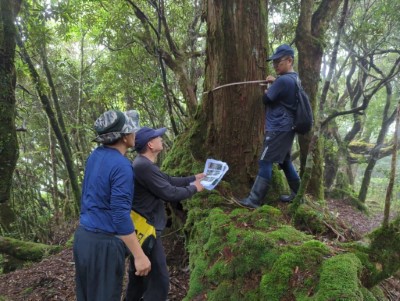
[
  {"x1": 166, "y1": 174, "x2": 196, "y2": 187},
  {"x1": 141, "y1": 166, "x2": 202, "y2": 202},
  {"x1": 118, "y1": 233, "x2": 151, "y2": 276},
  {"x1": 111, "y1": 162, "x2": 151, "y2": 276},
  {"x1": 263, "y1": 76, "x2": 285, "y2": 105},
  {"x1": 167, "y1": 172, "x2": 206, "y2": 187}
]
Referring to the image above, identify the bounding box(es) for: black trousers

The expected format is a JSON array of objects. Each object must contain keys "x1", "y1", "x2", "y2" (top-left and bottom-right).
[
  {"x1": 260, "y1": 130, "x2": 295, "y2": 163},
  {"x1": 73, "y1": 226, "x2": 126, "y2": 301},
  {"x1": 125, "y1": 235, "x2": 169, "y2": 301}
]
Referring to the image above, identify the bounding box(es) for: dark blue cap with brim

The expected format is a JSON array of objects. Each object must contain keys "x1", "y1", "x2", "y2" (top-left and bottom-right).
[
  {"x1": 267, "y1": 44, "x2": 295, "y2": 61},
  {"x1": 135, "y1": 127, "x2": 167, "y2": 151}
]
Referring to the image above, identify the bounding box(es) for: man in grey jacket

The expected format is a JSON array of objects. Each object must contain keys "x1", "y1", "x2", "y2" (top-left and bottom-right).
[{"x1": 124, "y1": 126, "x2": 204, "y2": 301}]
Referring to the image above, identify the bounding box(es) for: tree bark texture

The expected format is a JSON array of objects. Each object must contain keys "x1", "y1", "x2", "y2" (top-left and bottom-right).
[
  {"x1": 0, "y1": 0, "x2": 21, "y2": 203},
  {"x1": 202, "y1": 0, "x2": 267, "y2": 192}
]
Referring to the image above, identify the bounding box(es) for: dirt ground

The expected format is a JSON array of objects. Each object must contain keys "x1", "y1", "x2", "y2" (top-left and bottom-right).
[{"x1": 0, "y1": 198, "x2": 399, "y2": 301}]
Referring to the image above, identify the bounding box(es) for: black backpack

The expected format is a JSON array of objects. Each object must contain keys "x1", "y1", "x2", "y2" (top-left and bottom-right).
[{"x1": 288, "y1": 75, "x2": 313, "y2": 135}]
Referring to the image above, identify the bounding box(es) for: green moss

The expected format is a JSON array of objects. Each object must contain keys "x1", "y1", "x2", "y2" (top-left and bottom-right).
[
  {"x1": 230, "y1": 230, "x2": 276, "y2": 275},
  {"x1": 292, "y1": 204, "x2": 328, "y2": 234},
  {"x1": 369, "y1": 286, "x2": 387, "y2": 301},
  {"x1": 265, "y1": 225, "x2": 312, "y2": 245},
  {"x1": 185, "y1": 201, "x2": 352, "y2": 301},
  {"x1": 162, "y1": 121, "x2": 205, "y2": 176},
  {"x1": 65, "y1": 235, "x2": 74, "y2": 248},
  {"x1": 0, "y1": 237, "x2": 61, "y2": 262},
  {"x1": 206, "y1": 280, "x2": 256, "y2": 301},
  {"x1": 185, "y1": 189, "x2": 226, "y2": 209},
  {"x1": 260, "y1": 240, "x2": 330, "y2": 300},
  {"x1": 348, "y1": 140, "x2": 374, "y2": 151},
  {"x1": 360, "y1": 287, "x2": 379, "y2": 301},
  {"x1": 183, "y1": 186, "x2": 388, "y2": 301},
  {"x1": 185, "y1": 257, "x2": 207, "y2": 299},
  {"x1": 313, "y1": 253, "x2": 364, "y2": 300},
  {"x1": 233, "y1": 205, "x2": 282, "y2": 230},
  {"x1": 366, "y1": 221, "x2": 400, "y2": 286}
]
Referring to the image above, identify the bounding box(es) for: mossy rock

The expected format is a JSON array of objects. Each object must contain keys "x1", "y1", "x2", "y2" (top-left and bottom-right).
[
  {"x1": 312, "y1": 253, "x2": 363, "y2": 300},
  {"x1": 184, "y1": 203, "x2": 384, "y2": 301},
  {"x1": 292, "y1": 204, "x2": 328, "y2": 235}
]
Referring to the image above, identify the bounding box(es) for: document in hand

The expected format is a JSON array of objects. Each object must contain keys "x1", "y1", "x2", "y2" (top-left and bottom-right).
[{"x1": 200, "y1": 158, "x2": 229, "y2": 190}]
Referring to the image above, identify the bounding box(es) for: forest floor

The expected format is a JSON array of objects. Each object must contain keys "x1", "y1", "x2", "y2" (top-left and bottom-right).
[{"x1": 0, "y1": 198, "x2": 400, "y2": 301}]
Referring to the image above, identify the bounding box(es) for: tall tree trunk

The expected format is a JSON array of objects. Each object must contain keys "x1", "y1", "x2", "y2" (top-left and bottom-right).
[
  {"x1": 383, "y1": 102, "x2": 400, "y2": 227},
  {"x1": 295, "y1": 0, "x2": 342, "y2": 200},
  {"x1": 48, "y1": 119, "x2": 60, "y2": 224},
  {"x1": 321, "y1": 0, "x2": 348, "y2": 190},
  {"x1": 74, "y1": 31, "x2": 88, "y2": 172},
  {"x1": 0, "y1": 0, "x2": 21, "y2": 203},
  {"x1": 358, "y1": 84, "x2": 396, "y2": 203},
  {"x1": 39, "y1": 45, "x2": 72, "y2": 156},
  {"x1": 201, "y1": 0, "x2": 267, "y2": 193}
]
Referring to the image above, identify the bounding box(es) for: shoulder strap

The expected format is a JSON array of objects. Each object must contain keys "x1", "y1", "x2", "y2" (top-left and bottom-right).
[
  {"x1": 284, "y1": 73, "x2": 301, "y2": 89},
  {"x1": 280, "y1": 73, "x2": 300, "y2": 112}
]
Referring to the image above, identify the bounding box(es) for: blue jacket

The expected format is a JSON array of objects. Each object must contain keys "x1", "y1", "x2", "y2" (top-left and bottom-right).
[
  {"x1": 80, "y1": 146, "x2": 135, "y2": 235},
  {"x1": 262, "y1": 72, "x2": 298, "y2": 132}
]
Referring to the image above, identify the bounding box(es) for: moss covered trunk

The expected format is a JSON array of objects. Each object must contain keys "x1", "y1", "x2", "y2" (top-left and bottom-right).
[
  {"x1": 0, "y1": 236, "x2": 61, "y2": 262},
  {"x1": 0, "y1": 0, "x2": 21, "y2": 204},
  {"x1": 295, "y1": 0, "x2": 342, "y2": 200}
]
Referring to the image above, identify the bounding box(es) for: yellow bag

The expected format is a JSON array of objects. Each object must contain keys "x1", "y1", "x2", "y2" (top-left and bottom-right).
[{"x1": 130, "y1": 210, "x2": 156, "y2": 254}]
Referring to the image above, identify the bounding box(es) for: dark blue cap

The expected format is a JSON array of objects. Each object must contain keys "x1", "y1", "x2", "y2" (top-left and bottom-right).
[
  {"x1": 267, "y1": 44, "x2": 295, "y2": 61},
  {"x1": 135, "y1": 126, "x2": 167, "y2": 151}
]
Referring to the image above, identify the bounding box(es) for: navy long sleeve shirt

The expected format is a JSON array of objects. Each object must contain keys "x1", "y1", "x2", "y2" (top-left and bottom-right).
[
  {"x1": 80, "y1": 146, "x2": 135, "y2": 235},
  {"x1": 262, "y1": 72, "x2": 297, "y2": 132}
]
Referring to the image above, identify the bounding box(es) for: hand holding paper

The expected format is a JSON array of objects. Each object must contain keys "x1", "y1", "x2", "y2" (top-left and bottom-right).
[{"x1": 200, "y1": 159, "x2": 229, "y2": 190}]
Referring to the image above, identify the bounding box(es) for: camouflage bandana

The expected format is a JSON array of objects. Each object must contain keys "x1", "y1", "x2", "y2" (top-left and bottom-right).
[
  {"x1": 125, "y1": 110, "x2": 140, "y2": 133},
  {"x1": 93, "y1": 110, "x2": 140, "y2": 144}
]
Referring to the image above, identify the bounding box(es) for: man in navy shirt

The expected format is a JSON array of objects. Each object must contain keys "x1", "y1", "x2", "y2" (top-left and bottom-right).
[
  {"x1": 239, "y1": 44, "x2": 301, "y2": 208},
  {"x1": 73, "y1": 110, "x2": 151, "y2": 301}
]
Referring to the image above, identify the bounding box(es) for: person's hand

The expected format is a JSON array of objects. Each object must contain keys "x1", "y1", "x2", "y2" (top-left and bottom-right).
[
  {"x1": 134, "y1": 254, "x2": 151, "y2": 277},
  {"x1": 266, "y1": 75, "x2": 276, "y2": 83},
  {"x1": 195, "y1": 173, "x2": 206, "y2": 180},
  {"x1": 192, "y1": 178, "x2": 205, "y2": 192}
]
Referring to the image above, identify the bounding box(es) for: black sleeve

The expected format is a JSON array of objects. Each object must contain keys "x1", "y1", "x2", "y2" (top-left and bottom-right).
[
  {"x1": 140, "y1": 164, "x2": 197, "y2": 202},
  {"x1": 167, "y1": 175, "x2": 196, "y2": 187}
]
